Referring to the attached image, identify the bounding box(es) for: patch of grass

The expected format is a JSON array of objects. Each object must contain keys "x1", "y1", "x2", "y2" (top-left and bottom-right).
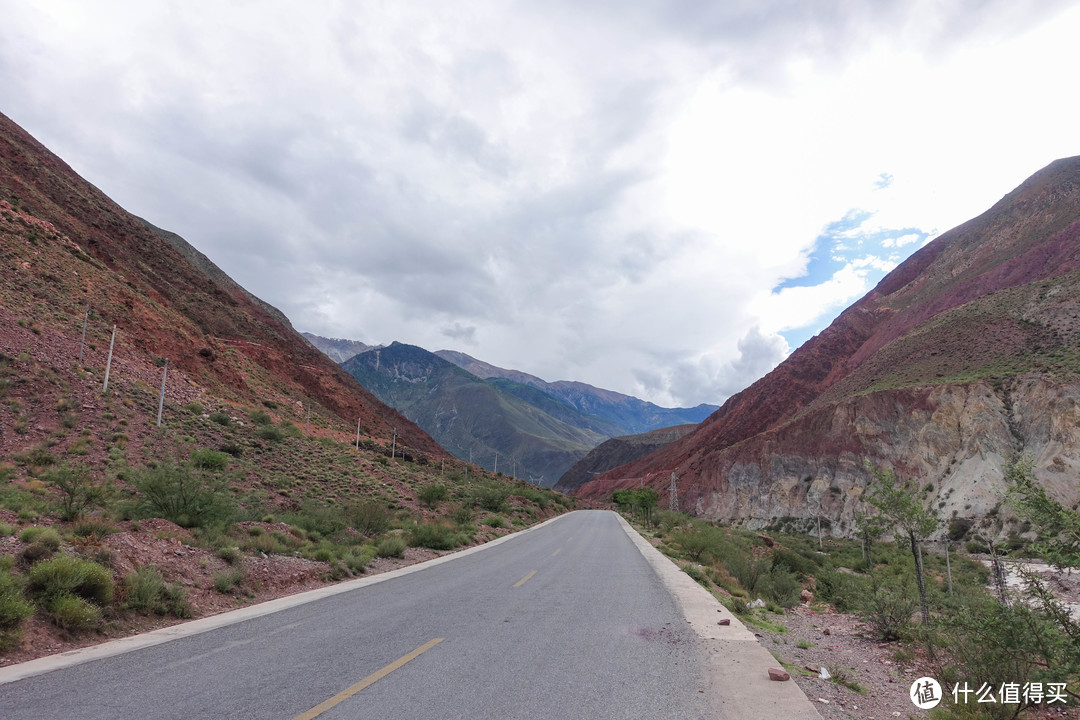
[
  {"x1": 796, "y1": 639, "x2": 813, "y2": 650},
  {"x1": 481, "y1": 514, "x2": 505, "y2": 528},
  {"x1": 256, "y1": 425, "x2": 285, "y2": 443},
  {"x1": 376, "y1": 535, "x2": 407, "y2": 558},
  {"x1": 213, "y1": 567, "x2": 245, "y2": 594},
  {"x1": 0, "y1": 560, "x2": 33, "y2": 651},
  {"x1": 408, "y1": 522, "x2": 466, "y2": 551},
  {"x1": 19, "y1": 526, "x2": 62, "y2": 550},
  {"x1": 417, "y1": 483, "x2": 448, "y2": 509},
  {"x1": 208, "y1": 411, "x2": 232, "y2": 427},
  {"x1": 47, "y1": 593, "x2": 101, "y2": 631},
  {"x1": 830, "y1": 667, "x2": 866, "y2": 695},
  {"x1": 27, "y1": 554, "x2": 114, "y2": 606},
  {"x1": 190, "y1": 449, "x2": 230, "y2": 471}
]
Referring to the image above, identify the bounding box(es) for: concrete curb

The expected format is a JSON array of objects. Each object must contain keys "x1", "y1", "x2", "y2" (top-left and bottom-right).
[
  {"x1": 0, "y1": 512, "x2": 571, "y2": 686},
  {"x1": 615, "y1": 514, "x2": 823, "y2": 720}
]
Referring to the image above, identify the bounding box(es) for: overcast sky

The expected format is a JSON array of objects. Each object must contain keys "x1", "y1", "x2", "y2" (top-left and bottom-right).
[{"x1": 2, "y1": 1, "x2": 1078, "y2": 407}]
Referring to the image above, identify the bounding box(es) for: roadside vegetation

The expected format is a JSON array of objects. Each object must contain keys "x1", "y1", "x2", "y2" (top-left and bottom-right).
[
  {"x1": 614, "y1": 459, "x2": 1080, "y2": 719},
  {"x1": 0, "y1": 357, "x2": 573, "y2": 654}
]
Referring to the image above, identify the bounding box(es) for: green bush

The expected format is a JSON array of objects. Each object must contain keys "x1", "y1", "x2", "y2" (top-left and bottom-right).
[
  {"x1": 19, "y1": 526, "x2": 61, "y2": 551},
  {"x1": 408, "y1": 522, "x2": 464, "y2": 551},
  {"x1": 190, "y1": 449, "x2": 230, "y2": 471},
  {"x1": 72, "y1": 519, "x2": 117, "y2": 539},
  {"x1": 346, "y1": 500, "x2": 392, "y2": 537},
  {"x1": 858, "y1": 581, "x2": 917, "y2": 641},
  {"x1": 133, "y1": 463, "x2": 235, "y2": 528},
  {"x1": 27, "y1": 554, "x2": 114, "y2": 606},
  {"x1": 671, "y1": 524, "x2": 724, "y2": 562},
  {"x1": 287, "y1": 502, "x2": 346, "y2": 537},
  {"x1": 481, "y1": 515, "x2": 505, "y2": 529},
  {"x1": 123, "y1": 566, "x2": 165, "y2": 612},
  {"x1": 47, "y1": 593, "x2": 101, "y2": 630},
  {"x1": 208, "y1": 412, "x2": 232, "y2": 427},
  {"x1": 815, "y1": 569, "x2": 872, "y2": 613},
  {"x1": 755, "y1": 565, "x2": 802, "y2": 608},
  {"x1": 0, "y1": 563, "x2": 33, "y2": 651},
  {"x1": 0, "y1": 522, "x2": 13, "y2": 537},
  {"x1": 417, "y1": 483, "x2": 448, "y2": 509},
  {"x1": 469, "y1": 482, "x2": 510, "y2": 513},
  {"x1": 683, "y1": 564, "x2": 709, "y2": 586},
  {"x1": 256, "y1": 425, "x2": 285, "y2": 443},
  {"x1": 213, "y1": 568, "x2": 245, "y2": 594},
  {"x1": 377, "y1": 535, "x2": 407, "y2": 558},
  {"x1": 249, "y1": 410, "x2": 272, "y2": 426},
  {"x1": 41, "y1": 463, "x2": 102, "y2": 521}
]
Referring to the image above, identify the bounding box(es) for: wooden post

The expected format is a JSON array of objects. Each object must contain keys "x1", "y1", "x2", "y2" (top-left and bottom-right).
[
  {"x1": 102, "y1": 325, "x2": 117, "y2": 393},
  {"x1": 156, "y1": 358, "x2": 169, "y2": 426},
  {"x1": 77, "y1": 305, "x2": 89, "y2": 364},
  {"x1": 945, "y1": 539, "x2": 954, "y2": 597}
]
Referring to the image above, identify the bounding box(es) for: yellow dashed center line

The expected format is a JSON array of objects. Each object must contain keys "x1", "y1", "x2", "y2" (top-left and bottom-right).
[
  {"x1": 551, "y1": 548, "x2": 562, "y2": 557},
  {"x1": 513, "y1": 570, "x2": 538, "y2": 588},
  {"x1": 293, "y1": 638, "x2": 444, "y2": 720}
]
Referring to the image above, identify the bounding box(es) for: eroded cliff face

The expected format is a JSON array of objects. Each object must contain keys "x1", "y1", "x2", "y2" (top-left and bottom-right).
[{"x1": 674, "y1": 376, "x2": 1080, "y2": 534}]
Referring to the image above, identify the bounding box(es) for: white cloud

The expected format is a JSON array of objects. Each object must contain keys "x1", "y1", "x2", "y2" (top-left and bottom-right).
[{"x1": 0, "y1": 0, "x2": 1077, "y2": 408}]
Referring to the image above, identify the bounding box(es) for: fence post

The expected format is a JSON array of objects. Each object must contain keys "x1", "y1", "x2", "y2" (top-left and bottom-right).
[
  {"x1": 156, "y1": 358, "x2": 169, "y2": 426},
  {"x1": 102, "y1": 325, "x2": 117, "y2": 393}
]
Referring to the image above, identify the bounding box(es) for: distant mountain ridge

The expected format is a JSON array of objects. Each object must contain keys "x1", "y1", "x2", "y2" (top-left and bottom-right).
[
  {"x1": 554, "y1": 424, "x2": 697, "y2": 494},
  {"x1": 341, "y1": 343, "x2": 609, "y2": 484},
  {"x1": 434, "y1": 350, "x2": 718, "y2": 433},
  {"x1": 302, "y1": 333, "x2": 382, "y2": 363}
]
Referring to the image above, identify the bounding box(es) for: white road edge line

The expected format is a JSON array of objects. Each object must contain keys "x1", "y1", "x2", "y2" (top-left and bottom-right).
[
  {"x1": 0, "y1": 512, "x2": 573, "y2": 685},
  {"x1": 614, "y1": 513, "x2": 823, "y2": 720}
]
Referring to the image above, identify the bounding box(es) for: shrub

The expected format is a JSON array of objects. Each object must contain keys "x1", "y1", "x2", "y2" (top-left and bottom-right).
[
  {"x1": 123, "y1": 566, "x2": 165, "y2": 612},
  {"x1": 208, "y1": 412, "x2": 232, "y2": 427},
  {"x1": 343, "y1": 546, "x2": 377, "y2": 574},
  {"x1": 346, "y1": 500, "x2": 392, "y2": 537},
  {"x1": 215, "y1": 546, "x2": 242, "y2": 565},
  {"x1": 249, "y1": 410, "x2": 272, "y2": 426},
  {"x1": 27, "y1": 554, "x2": 114, "y2": 606},
  {"x1": 72, "y1": 519, "x2": 117, "y2": 539},
  {"x1": 417, "y1": 483, "x2": 448, "y2": 509},
  {"x1": 41, "y1": 463, "x2": 102, "y2": 521},
  {"x1": 470, "y1": 482, "x2": 510, "y2": 513},
  {"x1": 377, "y1": 535, "x2": 407, "y2": 558},
  {"x1": 449, "y1": 503, "x2": 474, "y2": 526},
  {"x1": 671, "y1": 524, "x2": 724, "y2": 562},
  {"x1": 256, "y1": 426, "x2": 285, "y2": 443},
  {"x1": 133, "y1": 463, "x2": 235, "y2": 528},
  {"x1": 19, "y1": 526, "x2": 61, "y2": 550},
  {"x1": 190, "y1": 449, "x2": 230, "y2": 471},
  {"x1": 287, "y1": 502, "x2": 346, "y2": 537},
  {"x1": 47, "y1": 593, "x2": 101, "y2": 630},
  {"x1": 213, "y1": 568, "x2": 245, "y2": 594},
  {"x1": 755, "y1": 565, "x2": 802, "y2": 608},
  {"x1": 0, "y1": 563, "x2": 33, "y2": 651},
  {"x1": 858, "y1": 582, "x2": 917, "y2": 641},
  {"x1": 683, "y1": 564, "x2": 709, "y2": 586},
  {"x1": 481, "y1": 515, "x2": 505, "y2": 529},
  {"x1": 408, "y1": 522, "x2": 462, "y2": 551},
  {"x1": 815, "y1": 569, "x2": 872, "y2": 613}
]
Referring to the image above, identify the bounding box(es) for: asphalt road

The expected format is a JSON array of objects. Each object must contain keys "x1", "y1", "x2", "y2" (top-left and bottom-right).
[{"x1": 0, "y1": 510, "x2": 715, "y2": 719}]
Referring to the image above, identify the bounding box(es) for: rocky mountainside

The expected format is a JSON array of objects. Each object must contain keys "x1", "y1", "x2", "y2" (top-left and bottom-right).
[
  {"x1": 342, "y1": 343, "x2": 610, "y2": 485},
  {"x1": 435, "y1": 350, "x2": 718, "y2": 433},
  {"x1": 301, "y1": 333, "x2": 382, "y2": 363},
  {"x1": 0, "y1": 109, "x2": 441, "y2": 455},
  {"x1": 554, "y1": 424, "x2": 697, "y2": 494},
  {"x1": 575, "y1": 157, "x2": 1080, "y2": 538}
]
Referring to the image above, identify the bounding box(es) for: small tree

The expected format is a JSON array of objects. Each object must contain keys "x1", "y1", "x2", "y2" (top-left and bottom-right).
[
  {"x1": 42, "y1": 464, "x2": 102, "y2": 521},
  {"x1": 865, "y1": 465, "x2": 939, "y2": 625}
]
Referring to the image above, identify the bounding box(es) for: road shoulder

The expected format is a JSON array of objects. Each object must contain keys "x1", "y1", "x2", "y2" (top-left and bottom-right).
[{"x1": 614, "y1": 513, "x2": 823, "y2": 720}]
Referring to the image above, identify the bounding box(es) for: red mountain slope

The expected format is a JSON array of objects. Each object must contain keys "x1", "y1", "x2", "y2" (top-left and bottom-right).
[
  {"x1": 576, "y1": 157, "x2": 1080, "y2": 534},
  {"x1": 0, "y1": 110, "x2": 443, "y2": 455}
]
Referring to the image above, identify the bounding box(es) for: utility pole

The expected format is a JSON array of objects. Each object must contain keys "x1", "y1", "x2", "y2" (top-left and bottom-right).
[
  {"x1": 494, "y1": 452, "x2": 498, "y2": 475},
  {"x1": 356, "y1": 417, "x2": 361, "y2": 449},
  {"x1": 77, "y1": 305, "x2": 89, "y2": 364},
  {"x1": 391, "y1": 427, "x2": 397, "y2": 459},
  {"x1": 156, "y1": 358, "x2": 169, "y2": 426},
  {"x1": 669, "y1": 472, "x2": 679, "y2": 512},
  {"x1": 102, "y1": 325, "x2": 117, "y2": 393}
]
